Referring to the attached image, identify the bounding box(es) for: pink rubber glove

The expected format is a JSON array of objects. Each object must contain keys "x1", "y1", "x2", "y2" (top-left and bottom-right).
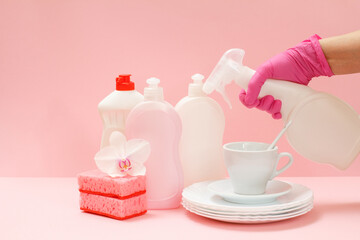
[{"x1": 239, "y1": 34, "x2": 334, "y2": 119}]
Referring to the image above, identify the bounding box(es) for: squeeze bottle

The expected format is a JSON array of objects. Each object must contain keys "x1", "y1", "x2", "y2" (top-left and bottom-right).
[
  {"x1": 98, "y1": 74, "x2": 143, "y2": 148},
  {"x1": 203, "y1": 49, "x2": 360, "y2": 170},
  {"x1": 98, "y1": 75, "x2": 143, "y2": 148},
  {"x1": 175, "y1": 74, "x2": 227, "y2": 187},
  {"x1": 126, "y1": 78, "x2": 183, "y2": 209}
]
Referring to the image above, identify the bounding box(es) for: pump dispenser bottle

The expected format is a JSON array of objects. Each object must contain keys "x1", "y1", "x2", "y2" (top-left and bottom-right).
[
  {"x1": 204, "y1": 49, "x2": 360, "y2": 170},
  {"x1": 126, "y1": 78, "x2": 183, "y2": 209},
  {"x1": 98, "y1": 74, "x2": 143, "y2": 148},
  {"x1": 175, "y1": 74, "x2": 227, "y2": 187}
]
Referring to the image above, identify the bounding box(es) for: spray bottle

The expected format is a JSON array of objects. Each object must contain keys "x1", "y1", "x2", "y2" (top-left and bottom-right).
[{"x1": 203, "y1": 49, "x2": 360, "y2": 170}]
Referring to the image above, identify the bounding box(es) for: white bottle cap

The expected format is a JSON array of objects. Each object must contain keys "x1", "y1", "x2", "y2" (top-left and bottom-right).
[
  {"x1": 144, "y1": 77, "x2": 164, "y2": 101},
  {"x1": 188, "y1": 74, "x2": 206, "y2": 97}
]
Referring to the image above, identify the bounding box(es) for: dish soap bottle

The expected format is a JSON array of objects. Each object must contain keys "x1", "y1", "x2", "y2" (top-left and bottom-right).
[
  {"x1": 203, "y1": 49, "x2": 360, "y2": 170},
  {"x1": 175, "y1": 74, "x2": 227, "y2": 187},
  {"x1": 98, "y1": 74, "x2": 144, "y2": 148},
  {"x1": 126, "y1": 77, "x2": 183, "y2": 209}
]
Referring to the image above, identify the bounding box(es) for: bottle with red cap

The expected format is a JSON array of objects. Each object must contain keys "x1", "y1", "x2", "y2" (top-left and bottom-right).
[{"x1": 98, "y1": 74, "x2": 144, "y2": 149}]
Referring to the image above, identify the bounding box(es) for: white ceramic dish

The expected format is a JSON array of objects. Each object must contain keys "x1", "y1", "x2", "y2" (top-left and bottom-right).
[
  {"x1": 182, "y1": 197, "x2": 313, "y2": 216},
  {"x1": 183, "y1": 201, "x2": 313, "y2": 223},
  {"x1": 183, "y1": 200, "x2": 313, "y2": 219},
  {"x1": 182, "y1": 181, "x2": 313, "y2": 213},
  {"x1": 208, "y1": 179, "x2": 292, "y2": 204}
]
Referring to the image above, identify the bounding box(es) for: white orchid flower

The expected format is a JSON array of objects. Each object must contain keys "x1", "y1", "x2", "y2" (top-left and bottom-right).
[{"x1": 94, "y1": 131, "x2": 150, "y2": 177}]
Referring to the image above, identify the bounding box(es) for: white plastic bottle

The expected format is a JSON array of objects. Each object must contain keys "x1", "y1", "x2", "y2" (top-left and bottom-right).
[
  {"x1": 175, "y1": 74, "x2": 227, "y2": 187},
  {"x1": 126, "y1": 77, "x2": 183, "y2": 209},
  {"x1": 203, "y1": 49, "x2": 360, "y2": 170},
  {"x1": 98, "y1": 74, "x2": 144, "y2": 148}
]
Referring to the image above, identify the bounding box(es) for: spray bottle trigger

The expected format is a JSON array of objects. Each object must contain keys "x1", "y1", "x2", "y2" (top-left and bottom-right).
[{"x1": 216, "y1": 84, "x2": 232, "y2": 109}]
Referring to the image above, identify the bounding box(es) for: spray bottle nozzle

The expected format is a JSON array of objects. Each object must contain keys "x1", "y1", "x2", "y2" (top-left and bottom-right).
[{"x1": 202, "y1": 49, "x2": 254, "y2": 109}]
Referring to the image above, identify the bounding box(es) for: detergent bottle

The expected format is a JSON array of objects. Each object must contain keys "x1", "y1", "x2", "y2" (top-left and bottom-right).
[
  {"x1": 175, "y1": 74, "x2": 227, "y2": 187},
  {"x1": 98, "y1": 74, "x2": 143, "y2": 148},
  {"x1": 203, "y1": 49, "x2": 360, "y2": 170},
  {"x1": 126, "y1": 77, "x2": 183, "y2": 209}
]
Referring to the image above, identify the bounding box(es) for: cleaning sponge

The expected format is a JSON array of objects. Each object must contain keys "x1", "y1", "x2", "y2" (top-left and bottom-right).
[{"x1": 78, "y1": 169, "x2": 147, "y2": 220}]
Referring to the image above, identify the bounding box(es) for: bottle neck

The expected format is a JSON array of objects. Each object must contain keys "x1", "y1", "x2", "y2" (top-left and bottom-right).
[
  {"x1": 188, "y1": 84, "x2": 206, "y2": 97},
  {"x1": 144, "y1": 87, "x2": 164, "y2": 101},
  {"x1": 233, "y1": 66, "x2": 256, "y2": 90}
]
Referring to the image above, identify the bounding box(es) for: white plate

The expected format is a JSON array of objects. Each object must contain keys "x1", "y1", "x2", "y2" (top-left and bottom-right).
[
  {"x1": 183, "y1": 200, "x2": 313, "y2": 219},
  {"x1": 208, "y1": 179, "x2": 292, "y2": 204},
  {"x1": 183, "y1": 201, "x2": 313, "y2": 224},
  {"x1": 182, "y1": 197, "x2": 313, "y2": 216},
  {"x1": 182, "y1": 181, "x2": 313, "y2": 213}
]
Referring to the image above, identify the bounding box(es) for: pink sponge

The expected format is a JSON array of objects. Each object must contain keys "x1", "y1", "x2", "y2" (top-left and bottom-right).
[{"x1": 78, "y1": 169, "x2": 147, "y2": 220}]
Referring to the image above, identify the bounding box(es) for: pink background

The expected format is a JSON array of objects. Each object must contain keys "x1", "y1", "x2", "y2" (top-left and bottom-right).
[{"x1": 1, "y1": 0, "x2": 360, "y2": 177}]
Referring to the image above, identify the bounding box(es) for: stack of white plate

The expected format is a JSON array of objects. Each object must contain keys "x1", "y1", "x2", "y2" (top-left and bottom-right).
[{"x1": 182, "y1": 180, "x2": 313, "y2": 224}]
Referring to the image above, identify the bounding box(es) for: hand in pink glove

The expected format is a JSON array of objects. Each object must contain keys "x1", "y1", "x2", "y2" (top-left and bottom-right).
[{"x1": 239, "y1": 34, "x2": 334, "y2": 119}]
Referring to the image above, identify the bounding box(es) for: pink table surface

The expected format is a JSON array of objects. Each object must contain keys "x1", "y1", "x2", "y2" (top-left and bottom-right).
[{"x1": 1, "y1": 177, "x2": 359, "y2": 240}]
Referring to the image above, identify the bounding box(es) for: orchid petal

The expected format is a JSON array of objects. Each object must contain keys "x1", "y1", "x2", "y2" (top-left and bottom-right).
[
  {"x1": 127, "y1": 162, "x2": 146, "y2": 176},
  {"x1": 108, "y1": 170, "x2": 127, "y2": 178},
  {"x1": 126, "y1": 139, "x2": 151, "y2": 164},
  {"x1": 109, "y1": 131, "x2": 127, "y2": 158},
  {"x1": 94, "y1": 146, "x2": 119, "y2": 175}
]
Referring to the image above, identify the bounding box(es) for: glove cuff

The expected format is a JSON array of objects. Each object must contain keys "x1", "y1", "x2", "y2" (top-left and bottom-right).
[{"x1": 310, "y1": 34, "x2": 334, "y2": 77}]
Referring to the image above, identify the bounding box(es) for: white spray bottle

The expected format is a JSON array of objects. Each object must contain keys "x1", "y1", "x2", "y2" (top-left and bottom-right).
[
  {"x1": 203, "y1": 49, "x2": 360, "y2": 170},
  {"x1": 175, "y1": 74, "x2": 227, "y2": 187}
]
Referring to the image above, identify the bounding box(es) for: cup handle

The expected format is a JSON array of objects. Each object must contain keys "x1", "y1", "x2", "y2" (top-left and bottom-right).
[{"x1": 270, "y1": 152, "x2": 293, "y2": 179}]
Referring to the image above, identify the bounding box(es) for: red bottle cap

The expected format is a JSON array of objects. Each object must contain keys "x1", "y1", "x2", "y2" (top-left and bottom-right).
[{"x1": 116, "y1": 74, "x2": 135, "y2": 91}]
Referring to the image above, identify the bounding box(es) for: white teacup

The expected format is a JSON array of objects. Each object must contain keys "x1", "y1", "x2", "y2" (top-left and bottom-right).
[{"x1": 223, "y1": 142, "x2": 293, "y2": 195}]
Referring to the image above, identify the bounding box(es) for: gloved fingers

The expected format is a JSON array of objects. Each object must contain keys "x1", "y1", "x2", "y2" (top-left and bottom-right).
[
  {"x1": 239, "y1": 89, "x2": 259, "y2": 108},
  {"x1": 270, "y1": 99, "x2": 282, "y2": 119},
  {"x1": 257, "y1": 95, "x2": 274, "y2": 111},
  {"x1": 272, "y1": 112, "x2": 282, "y2": 119},
  {"x1": 256, "y1": 95, "x2": 282, "y2": 119},
  {"x1": 245, "y1": 63, "x2": 272, "y2": 107},
  {"x1": 244, "y1": 72, "x2": 265, "y2": 106}
]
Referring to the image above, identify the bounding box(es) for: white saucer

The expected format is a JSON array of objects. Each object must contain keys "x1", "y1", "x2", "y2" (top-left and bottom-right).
[{"x1": 207, "y1": 179, "x2": 292, "y2": 204}]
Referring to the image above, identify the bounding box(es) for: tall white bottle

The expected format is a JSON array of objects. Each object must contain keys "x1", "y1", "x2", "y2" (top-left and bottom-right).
[
  {"x1": 126, "y1": 77, "x2": 183, "y2": 209},
  {"x1": 98, "y1": 74, "x2": 144, "y2": 148},
  {"x1": 175, "y1": 74, "x2": 227, "y2": 187}
]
